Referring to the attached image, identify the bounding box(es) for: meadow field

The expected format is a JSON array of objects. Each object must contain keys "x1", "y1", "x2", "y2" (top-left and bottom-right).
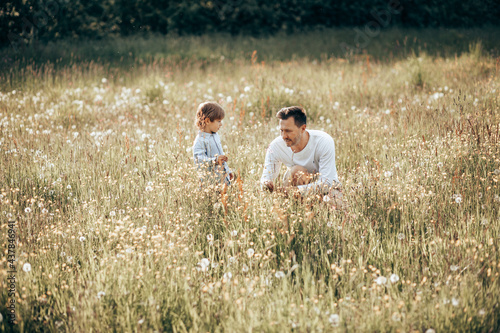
[{"x1": 0, "y1": 28, "x2": 499, "y2": 332}]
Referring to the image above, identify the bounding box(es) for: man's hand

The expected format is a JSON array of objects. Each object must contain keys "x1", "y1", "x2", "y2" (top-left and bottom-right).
[
  {"x1": 228, "y1": 172, "x2": 235, "y2": 181},
  {"x1": 216, "y1": 155, "x2": 228, "y2": 165},
  {"x1": 263, "y1": 181, "x2": 274, "y2": 192}
]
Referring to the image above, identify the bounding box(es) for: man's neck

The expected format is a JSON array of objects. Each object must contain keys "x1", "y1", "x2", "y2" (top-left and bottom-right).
[{"x1": 291, "y1": 130, "x2": 309, "y2": 153}]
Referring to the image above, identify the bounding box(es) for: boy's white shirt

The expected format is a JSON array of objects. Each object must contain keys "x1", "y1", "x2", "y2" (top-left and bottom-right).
[
  {"x1": 260, "y1": 129, "x2": 340, "y2": 195},
  {"x1": 192, "y1": 131, "x2": 231, "y2": 174}
]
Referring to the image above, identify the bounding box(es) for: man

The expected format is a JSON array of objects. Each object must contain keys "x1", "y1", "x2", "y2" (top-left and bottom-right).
[{"x1": 260, "y1": 106, "x2": 342, "y2": 200}]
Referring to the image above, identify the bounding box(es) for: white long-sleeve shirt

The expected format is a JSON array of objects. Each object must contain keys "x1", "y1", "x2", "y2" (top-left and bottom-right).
[
  {"x1": 260, "y1": 130, "x2": 341, "y2": 195},
  {"x1": 193, "y1": 131, "x2": 232, "y2": 184}
]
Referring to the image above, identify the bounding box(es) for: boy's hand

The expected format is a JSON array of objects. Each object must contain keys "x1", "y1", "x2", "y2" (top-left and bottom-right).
[
  {"x1": 216, "y1": 155, "x2": 228, "y2": 165},
  {"x1": 229, "y1": 173, "x2": 235, "y2": 181}
]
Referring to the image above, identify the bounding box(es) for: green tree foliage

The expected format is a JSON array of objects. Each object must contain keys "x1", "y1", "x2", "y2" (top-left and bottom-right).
[{"x1": 1, "y1": 0, "x2": 499, "y2": 49}]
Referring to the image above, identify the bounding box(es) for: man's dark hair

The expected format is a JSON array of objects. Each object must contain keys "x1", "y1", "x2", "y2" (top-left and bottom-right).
[{"x1": 276, "y1": 106, "x2": 307, "y2": 127}]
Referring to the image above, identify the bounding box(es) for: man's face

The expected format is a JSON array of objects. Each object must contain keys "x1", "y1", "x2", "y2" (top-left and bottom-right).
[{"x1": 279, "y1": 117, "x2": 305, "y2": 147}]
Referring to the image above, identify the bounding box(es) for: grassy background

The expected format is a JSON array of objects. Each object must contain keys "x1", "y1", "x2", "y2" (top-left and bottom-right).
[{"x1": 0, "y1": 28, "x2": 499, "y2": 332}]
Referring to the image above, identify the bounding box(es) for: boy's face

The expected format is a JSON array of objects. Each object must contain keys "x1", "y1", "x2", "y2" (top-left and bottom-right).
[{"x1": 205, "y1": 118, "x2": 223, "y2": 133}]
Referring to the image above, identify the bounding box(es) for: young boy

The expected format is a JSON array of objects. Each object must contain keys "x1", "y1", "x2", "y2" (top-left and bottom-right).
[{"x1": 193, "y1": 102, "x2": 234, "y2": 185}]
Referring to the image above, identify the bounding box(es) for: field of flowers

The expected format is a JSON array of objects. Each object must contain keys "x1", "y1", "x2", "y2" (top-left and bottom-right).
[{"x1": 1, "y1": 30, "x2": 499, "y2": 332}]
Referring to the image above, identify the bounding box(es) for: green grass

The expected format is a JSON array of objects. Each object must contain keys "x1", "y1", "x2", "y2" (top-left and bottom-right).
[{"x1": 0, "y1": 29, "x2": 499, "y2": 332}]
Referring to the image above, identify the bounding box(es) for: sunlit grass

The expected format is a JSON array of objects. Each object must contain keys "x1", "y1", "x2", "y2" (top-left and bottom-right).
[{"x1": 0, "y1": 30, "x2": 499, "y2": 332}]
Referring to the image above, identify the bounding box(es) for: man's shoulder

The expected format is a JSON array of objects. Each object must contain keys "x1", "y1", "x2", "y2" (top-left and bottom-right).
[
  {"x1": 309, "y1": 130, "x2": 334, "y2": 143},
  {"x1": 269, "y1": 136, "x2": 286, "y2": 148}
]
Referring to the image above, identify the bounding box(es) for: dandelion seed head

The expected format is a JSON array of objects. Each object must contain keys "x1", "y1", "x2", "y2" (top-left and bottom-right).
[
  {"x1": 390, "y1": 274, "x2": 400, "y2": 283},
  {"x1": 375, "y1": 276, "x2": 387, "y2": 285},
  {"x1": 200, "y1": 258, "x2": 210, "y2": 268},
  {"x1": 275, "y1": 271, "x2": 285, "y2": 278},
  {"x1": 329, "y1": 314, "x2": 340, "y2": 327}
]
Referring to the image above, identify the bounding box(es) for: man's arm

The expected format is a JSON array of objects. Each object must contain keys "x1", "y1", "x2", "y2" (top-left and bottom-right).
[
  {"x1": 297, "y1": 136, "x2": 340, "y2": 195},
  {"x1": 260, "y1": 145, "x2": 282, "y2": 191}
]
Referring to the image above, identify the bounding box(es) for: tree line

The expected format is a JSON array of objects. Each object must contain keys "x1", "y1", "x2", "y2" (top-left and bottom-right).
[{"x1": 2, "y1": 0, "x2": 499, "y2": 51}]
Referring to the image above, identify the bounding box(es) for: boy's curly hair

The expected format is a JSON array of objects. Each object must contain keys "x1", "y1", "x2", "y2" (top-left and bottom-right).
[{"x1": 195, "y1": 102, "x2": 226, "y2": 130}]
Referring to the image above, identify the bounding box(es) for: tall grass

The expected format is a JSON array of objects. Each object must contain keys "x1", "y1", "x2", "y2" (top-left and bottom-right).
[{"x1": 0, "y1": 29, "x2": 499, "y2": 332}]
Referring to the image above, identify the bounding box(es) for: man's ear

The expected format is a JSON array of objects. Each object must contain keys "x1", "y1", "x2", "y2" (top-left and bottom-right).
[{"x1": 301, "y1": 124, "x2": 307, "y2": 132}]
